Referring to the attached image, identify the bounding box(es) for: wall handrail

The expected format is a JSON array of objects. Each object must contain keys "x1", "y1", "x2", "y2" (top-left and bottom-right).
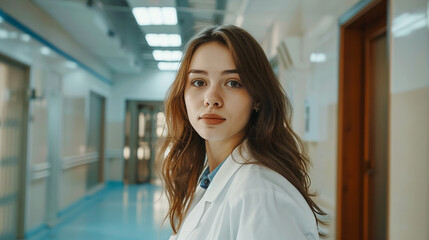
[{"x1": 62, "y1": 152, "x2": 99, "y2": 170}]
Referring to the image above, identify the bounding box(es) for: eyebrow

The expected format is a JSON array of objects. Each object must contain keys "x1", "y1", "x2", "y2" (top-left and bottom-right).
[{"x1": 188, "y1": 69, "x2": 239, "y2": 75}]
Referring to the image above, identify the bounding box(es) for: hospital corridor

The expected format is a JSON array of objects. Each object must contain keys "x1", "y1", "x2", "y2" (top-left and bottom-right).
[
  {"x1": 26, "y1": 184, "x2": 171, "y2": 240},
  {"x1": 0, "y1": 0, "x2": 428, "y2": 239}
]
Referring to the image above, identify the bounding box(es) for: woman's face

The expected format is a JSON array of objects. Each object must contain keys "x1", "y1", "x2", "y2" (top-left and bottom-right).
[{"x1": 184, "y1": 41, "x2": 254, "y2": 144}]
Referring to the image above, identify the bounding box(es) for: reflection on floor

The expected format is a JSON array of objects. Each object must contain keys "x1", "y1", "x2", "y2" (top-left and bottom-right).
[{"x1": 31, "y1": 184, "x2": 172, "y2": 240}]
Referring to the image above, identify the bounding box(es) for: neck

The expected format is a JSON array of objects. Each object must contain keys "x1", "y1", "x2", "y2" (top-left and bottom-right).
[{"x1": 205, "y1": 135, "x2": 243, "y2": 172}]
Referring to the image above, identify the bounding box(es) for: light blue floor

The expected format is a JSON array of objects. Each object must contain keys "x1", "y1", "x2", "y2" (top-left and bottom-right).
[{"x1": 31, "y1": 184, "x2": 172, "y2": 240}]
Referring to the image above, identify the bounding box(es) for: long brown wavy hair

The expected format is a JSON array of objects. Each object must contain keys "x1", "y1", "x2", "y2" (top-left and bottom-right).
[{"x1": 156, "y1": 25, "x2": 326, "y2": 235}]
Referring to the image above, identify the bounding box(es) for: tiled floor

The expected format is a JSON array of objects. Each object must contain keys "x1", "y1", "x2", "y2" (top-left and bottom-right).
[{"x1": 30, "y1": 184, "x2": 172, "y2": 240}]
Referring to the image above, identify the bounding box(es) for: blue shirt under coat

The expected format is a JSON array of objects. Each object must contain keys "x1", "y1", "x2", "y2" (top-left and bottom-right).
[{"x1": 199, "y1": 161, "x2": 225, "y2": 189}]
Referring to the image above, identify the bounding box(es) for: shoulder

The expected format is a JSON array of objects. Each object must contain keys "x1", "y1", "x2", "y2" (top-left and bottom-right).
[
  {"x1": 227, "y1": 143, "x2": 312, "y2": 212},
  {"x1": 230, "y1": 163, "x2": 310, "y2": 211},
  {"x1": 225, "y1": 163, "x2": 319, "y2": 238}
]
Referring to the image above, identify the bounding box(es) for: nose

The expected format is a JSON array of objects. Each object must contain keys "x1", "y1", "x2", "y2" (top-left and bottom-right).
[{"x1": 204, "y1": 86, "x2": 223, "y2": 108}]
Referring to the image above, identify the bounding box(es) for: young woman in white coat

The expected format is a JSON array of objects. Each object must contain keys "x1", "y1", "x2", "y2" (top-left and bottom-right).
[{"x1": 157, "y1": 25, "x2": 325, "y2": 240}]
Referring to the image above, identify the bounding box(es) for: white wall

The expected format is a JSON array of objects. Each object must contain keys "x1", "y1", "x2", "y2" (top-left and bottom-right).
[
  {"x1": 262, "y1": 1, "x2": 359, "y2": 238},
  {"x1": 389, "y1": 0, "x2": 429, "y2": 239},
  {"x1": 109, "y1": 70, "x2": 175, "y2": 122},
  {"x1": 0, "y1": 1, "x2": 114, "y2": 233},
  {"x1": 263, "y1": 0, "x2": 429, "y2": 239}
]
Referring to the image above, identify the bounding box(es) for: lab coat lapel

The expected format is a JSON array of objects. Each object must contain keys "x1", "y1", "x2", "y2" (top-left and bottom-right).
[
  {"x1": 178, "y1": 186, "x2": 209, "y2": 240},
  {"x1": 203, "y1": 142, "x2": 253, "y2": 203},
  {"x1": 178, "y1": 142, "x2": 253, "y2": 240}
]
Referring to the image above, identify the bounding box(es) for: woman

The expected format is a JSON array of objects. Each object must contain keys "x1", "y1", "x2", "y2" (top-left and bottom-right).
[{"x1": 157, "y1": 25, "x2": 325, "y2": 240}]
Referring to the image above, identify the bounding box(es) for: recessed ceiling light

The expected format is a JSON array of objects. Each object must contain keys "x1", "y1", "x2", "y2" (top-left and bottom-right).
[
  {"x1": 132, "y1": 7, "x2": 177, "y2": 26},
  {"x1": 40, "y1": 46, "x2": 51, "y2": 55},
  {"x1": 145, "y1": 34, "x2": 181, "y2": 47},
  {"x1": 158, "y1": 62, "x2": 180, "y2": 71},
  {"x1": 153, "y1": 50, "x2": 182, "y2": 61}
]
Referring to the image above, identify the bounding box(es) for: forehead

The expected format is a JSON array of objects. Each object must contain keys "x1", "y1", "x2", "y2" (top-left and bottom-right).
[{"x1": 188, "y1": 41, "x2": 236, "y2": 72}]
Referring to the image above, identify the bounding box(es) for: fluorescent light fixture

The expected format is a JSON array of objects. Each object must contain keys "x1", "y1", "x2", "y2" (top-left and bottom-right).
[
  {"x1": 153, "y1": 50, "x2": 182, "y2": 61},
  {"x1": 392, "y1": 13, "x2": 427, "y2": 38},
  {"x1": 64, "y1": 61, "x2": 77, "y2": 69},
  {"x1": 20, "y1": 33, "x2": 31, "y2": 42},
  {"x1": 310, "y1": 53, "x2": 327, "y2": 63},
  {"x1": 158, "y1": 61, "x2": 180, "y2": 71},
  {"x1": 149, "y1": 7, "x2": 162, "y2": 25},
  {"x1": 40, "y1": 46, "x2": 51, "y2": 55},
  {"x1": 145, "y1": 33, "x2": 181, "y2": 47},
  {"x1": 132, "y1": 7, "x2": 177, "y2": 25}
]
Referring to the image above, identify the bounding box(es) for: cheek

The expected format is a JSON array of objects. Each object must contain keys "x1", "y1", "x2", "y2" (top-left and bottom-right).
[
  {"x1": 236, "y1": 94, "x2": 254, "y2": 114},
  {"x1": 184, "y1": 94, "x2": 193, "y2": 113},
  {"x1": 231, "y1": 95, "x2": 254, "y2": 123},
  {"x1": 184, "y1": 89, "x2": 191, "y2": 109},
  {"x1": 184, "y1": 92, "x2": 199, "y2": 124}
]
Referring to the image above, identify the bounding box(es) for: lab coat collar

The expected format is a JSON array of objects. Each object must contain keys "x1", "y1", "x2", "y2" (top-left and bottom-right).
[{"x1": 175, "y1": 141, "x2": 254, "y2": 240}]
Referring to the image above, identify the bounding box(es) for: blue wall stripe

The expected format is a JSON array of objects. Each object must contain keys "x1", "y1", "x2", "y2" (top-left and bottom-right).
[
  {"x1": 338, "y1": 0, "x2": 372, "y2": 25},
  {"x1": 0, "y1": 232, "x2": 14, "y2": 240},
  {"x1": 0, "y1": 156, "x2": 19, "y2": 167},
  {"x1": 25, "y1": 223, "x2": 48, "y2": 239},
  {"x1": 0, "y1": 193, "x2": 17, "y2": 206},
  {"x1": 0, "y1": 8, "x2": 113, "y2": 86}
]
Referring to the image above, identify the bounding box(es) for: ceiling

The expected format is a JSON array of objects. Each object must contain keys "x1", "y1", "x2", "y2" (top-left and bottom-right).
[{"x1": 32, "y1": 0, "x2": 300, "y2": 75}]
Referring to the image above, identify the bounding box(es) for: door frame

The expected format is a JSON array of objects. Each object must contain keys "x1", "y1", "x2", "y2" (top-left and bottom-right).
[
  {"x1": 363, "y1": 17, "x2": 388, "y2": 240},
  {"x1": 88, "y1": 91, "x2": 106, "y2": 184},
  {"x1": 337, "y1": 0, "x2": 388, "y2": 239},
  {"x1": 123, "y1": 100, "x2": 163, "y2": 184},
  {"x1": 0, "y1": 54, "x2": 30, "y2": 238}
]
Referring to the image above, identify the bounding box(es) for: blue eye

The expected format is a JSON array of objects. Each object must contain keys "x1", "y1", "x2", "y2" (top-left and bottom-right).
[
  {"x1": 226, "y1": 80, "x2": 242, "y2": 88},
  {"x1": 191, "y1": 80, "x2": 206, "y2": 87}
]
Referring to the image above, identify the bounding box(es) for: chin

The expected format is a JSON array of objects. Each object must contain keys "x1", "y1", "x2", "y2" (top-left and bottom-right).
[{"x1": 198, "y1": 132, "x2": 226, "y2": 141}]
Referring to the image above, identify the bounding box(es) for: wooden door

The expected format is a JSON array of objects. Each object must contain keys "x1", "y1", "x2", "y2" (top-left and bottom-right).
[
  {"x1": 363, "y1": 17, "x2": 388, "y2": 240},
  {"x1": 337, "y1": 0, "x2": 388, "y2": 239}
]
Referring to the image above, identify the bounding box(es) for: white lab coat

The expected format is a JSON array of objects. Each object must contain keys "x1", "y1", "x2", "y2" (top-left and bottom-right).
[{"x1": 169, "y1": 142, "x2": 319, "y2": 240}]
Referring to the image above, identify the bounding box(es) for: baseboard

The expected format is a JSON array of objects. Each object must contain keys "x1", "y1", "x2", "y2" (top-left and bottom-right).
[
  {"x1": 57, "y1": 183, "x2": 108, "y2": 218},
  {"x1": 25, "y1": 223, "x2": 48, "y2": 239}
]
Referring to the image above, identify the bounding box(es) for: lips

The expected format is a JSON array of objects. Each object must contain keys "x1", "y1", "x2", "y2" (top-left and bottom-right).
[{"x1": 199, "y1": 114, "x2": 226, "y2": 125}]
